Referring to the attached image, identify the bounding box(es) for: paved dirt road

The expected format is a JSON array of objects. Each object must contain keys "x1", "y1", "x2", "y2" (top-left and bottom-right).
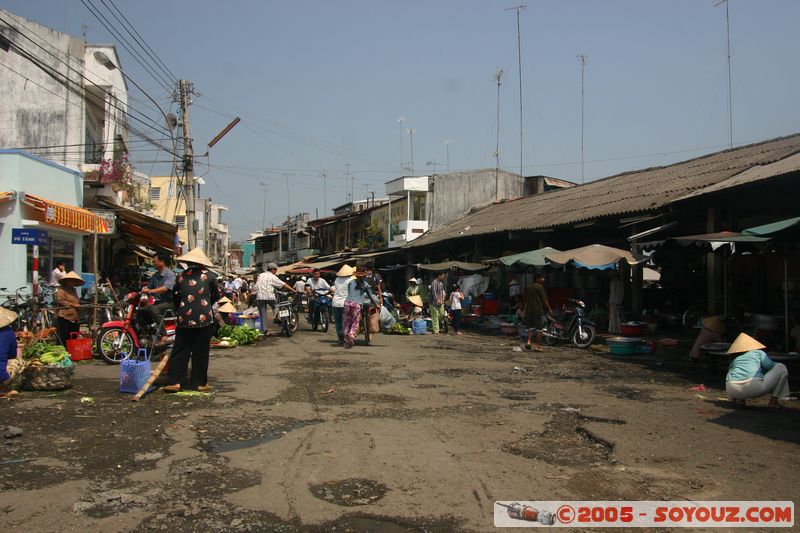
[{"x1": 3, "y1": 328, "x2": 799, "y2": 531}]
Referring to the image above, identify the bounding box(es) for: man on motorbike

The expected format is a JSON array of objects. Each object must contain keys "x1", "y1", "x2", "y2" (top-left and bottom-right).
[
  {"x1": 307, "y1": 269, "x2": 332, "y2": 326},
  {"x1": 254, "y1": 263, "x2": 295, "y2": 335},
  {"x1": 137, "y1": 252, "x2": 176, "y2": 335}
]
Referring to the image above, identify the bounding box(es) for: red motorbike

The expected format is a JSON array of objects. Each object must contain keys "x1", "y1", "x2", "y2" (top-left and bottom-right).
[{"x1": 95, "y1": 290, "x2": 176, "y2": 364}]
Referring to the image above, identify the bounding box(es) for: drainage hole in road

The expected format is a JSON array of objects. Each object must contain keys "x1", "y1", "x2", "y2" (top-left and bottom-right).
[
  {"x1": 202, "y1": 418, "x2": 323, "y2": 453},
  {"x1": 310, "y1": 478, "x2": 388, "y2": 506}
]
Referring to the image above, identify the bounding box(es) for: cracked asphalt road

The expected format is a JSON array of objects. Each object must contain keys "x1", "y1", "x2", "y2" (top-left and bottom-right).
[{"x1": 3, "y1": 326, "x2": 799, "y2": 531}]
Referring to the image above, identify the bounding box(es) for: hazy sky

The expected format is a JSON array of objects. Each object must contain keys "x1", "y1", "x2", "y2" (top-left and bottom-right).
[{"x1": 3, "y1": 1, "x2": 799, "y2": 240}]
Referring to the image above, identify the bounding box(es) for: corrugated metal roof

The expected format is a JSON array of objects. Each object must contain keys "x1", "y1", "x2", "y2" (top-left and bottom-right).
[{"x1": 407, "y1": 134, "x2": 800, "y2": 249}]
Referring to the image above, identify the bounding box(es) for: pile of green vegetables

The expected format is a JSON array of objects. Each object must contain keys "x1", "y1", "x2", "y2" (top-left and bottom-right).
[
  {"x1": 391, "y1": 323, "x2": 412, "y2": 335},
  {"x1": 215, "y1": 325, "x2": 261, "y2": 346},
  {"x1": 22, "y1": 341, "x2": 72, "y2": 367}
]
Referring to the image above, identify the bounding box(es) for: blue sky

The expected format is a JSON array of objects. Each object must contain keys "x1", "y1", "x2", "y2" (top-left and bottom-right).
[{"x1": 3, "y1": 1, "x2": 799, "y2": 240}]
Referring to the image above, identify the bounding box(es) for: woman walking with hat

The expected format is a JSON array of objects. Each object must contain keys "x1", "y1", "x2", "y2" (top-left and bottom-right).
[
  {"x1": 55, "y1": 271, "x2": 84, "y2": 346},
  {"x1": 725, "y1": 332, "x2": 790, "y2": 409},
  {"x1": 332, "y1": 264, "x2": 355, "y2": 345},
  {"x1": 162, "y1": 248, "x2": 220, "y2": 393}
]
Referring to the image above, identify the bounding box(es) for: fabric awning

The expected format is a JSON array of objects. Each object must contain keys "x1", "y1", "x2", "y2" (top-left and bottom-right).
[
  {"x1": 418, "y1": 261, "x2": 488, "y2": 272},
  {"x1": 672, "y1": 231, "x2": 770, "y2": 243},
  {"x1": 96, "y1": 198, "x2": 177, "y2": 253},
  {"x1": 0, "y1": 191, "x2": 14, "y2": 203},
  {"x1": 495, "y1": 247, "x2": 561, "y2": 267},
  {"x1": 21, "y1": 193, "x2": 108, "y2": 233},
  {"x1": 545, "y1": 244, "x2": 647, "y2": 268},
  {"x1": 743, "y1": 216, "x2": 800, "y2": 237}
]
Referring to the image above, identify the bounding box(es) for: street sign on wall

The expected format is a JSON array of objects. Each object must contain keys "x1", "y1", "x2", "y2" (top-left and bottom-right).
[{"x1": 11, "y1": 228, "x2": 49, "y2": 246}]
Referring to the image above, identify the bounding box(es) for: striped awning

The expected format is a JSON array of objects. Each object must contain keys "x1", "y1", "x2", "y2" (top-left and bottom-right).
[
  {"x1": 0, "y1": 191, "x2": 15, "y2": 202},
  {"x1": 21, "y1": 193, "x2": 108, "y2": 233}
]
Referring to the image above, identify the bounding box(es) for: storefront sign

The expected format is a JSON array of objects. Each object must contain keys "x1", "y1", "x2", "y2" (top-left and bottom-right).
[
  {"x1": 89, "y1": 209, "x2": 116, "y2": 235},
  {"x1": 11, "y1": 228, "x2": 49, "y2": 246}
]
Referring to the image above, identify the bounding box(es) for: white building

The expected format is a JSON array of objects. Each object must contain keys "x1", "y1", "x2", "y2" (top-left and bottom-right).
[{"x1": 0, "y1": 10, "x2": 129, "y2": 177}]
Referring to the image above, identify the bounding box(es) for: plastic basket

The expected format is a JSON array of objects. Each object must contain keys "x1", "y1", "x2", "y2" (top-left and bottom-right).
[
  {"x1": 119, "y1": 348, "x2": 151, "y2": 394},
  {"x1": 66, "y1": 332, "x2": 93, "y2": 361}
]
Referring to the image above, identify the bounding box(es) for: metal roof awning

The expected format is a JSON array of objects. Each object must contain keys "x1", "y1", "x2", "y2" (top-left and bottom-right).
[
  {"x1": 351, "y1": 250, "x2": 400, "y2": 260},
  {"x1": 0, "y1": 191, "x2": 15, "y2": 203},
  {"x1": 96, "y1": 198, "x2": 177, "y2": 253},
  {"x1": 418, "y1": 261, "x2": 488, "y2": 272}
]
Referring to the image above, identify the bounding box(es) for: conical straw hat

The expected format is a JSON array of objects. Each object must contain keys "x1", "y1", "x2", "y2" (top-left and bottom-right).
[
  {"x1": 177, "y1": 247, "x2": 214, "y2": 267},
  {"x1": 702, "y1": 316, "x2": 725, "y2": 334},
  {"x1": 217, "y1": 302, "x2": 237, "y2": 313},
  {"x1": 408, "y1": 294, "x2": 424, "y2": 307},
  {"x1": 218, "y1": 296, "x2": 232, "y2": 304},
  {"x1": 59, "y1": 271, "x2": 85, "y2": 286},
  {"x1": 336, "y1": 264, "x2": 356, "y2": 277},
  {"x1": 726, "y1": 332, "x2": 766, "y2": 355},
  {"x1": 0, "y1": 307, "x2": 18, "y2": 328}
]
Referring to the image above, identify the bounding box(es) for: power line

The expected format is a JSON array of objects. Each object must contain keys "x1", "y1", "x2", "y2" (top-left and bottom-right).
[
  {"x1": 80, "y1": 0, "x2": 175, "y2": 93},
  {"x1": 103, "y1": 0, "x2": 179, "y2": 84}
]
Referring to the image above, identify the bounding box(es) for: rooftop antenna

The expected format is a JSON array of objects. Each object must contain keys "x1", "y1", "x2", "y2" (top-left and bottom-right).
[
  {"x1": 444, "y1": 139, "x2": 454, "y2": 172},
  {"x1": 494, "y1": 68, "x2": 504, "y2": 201},
  {"x1": 345, "y1": 163, "x2": 351, "y2": 202},
  {"x1": 505, "y1": 4, "x2": 526, "y2": 181},
  {"x1": 714, "y1": 0, "x2": 733, "y2": 148}
]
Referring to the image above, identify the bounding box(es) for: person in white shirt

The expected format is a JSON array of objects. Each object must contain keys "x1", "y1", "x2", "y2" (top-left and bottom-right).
[
  {"x1": 448, "y1": 283, "x2": 464, "y2": 335},
  {"x1": 293, "y1": 277, "x2": 307, "y2": 293},
  {"x1": 331, "y1": 265, "x2": 355, "y2": 345},
  {"x1": 50, "y1": 261, "x2": 67, "y2": 285},
  {"x1": 307, "y1": 268, "x2": 333, "y2": 329},
  {"x1": 254, "y1": 263, "x2": 294, "y2": 335}
]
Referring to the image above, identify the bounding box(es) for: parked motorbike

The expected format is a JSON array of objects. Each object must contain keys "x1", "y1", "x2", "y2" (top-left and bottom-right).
[
  {"x1": 275, "y1": 290, "x2": 299, "y2": 337},
  {"x1": 95, "y1": 291, "x2": 176, "y2": 364},
  {"x1": 307, "y1": 288, "x2": 332, "y2": 332},
  {"x1": 540, "y1": 298, "x2": 596, "y2": 348}
]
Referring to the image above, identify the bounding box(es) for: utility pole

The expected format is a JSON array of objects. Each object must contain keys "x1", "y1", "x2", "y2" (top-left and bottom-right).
[
  {"x1": 579, "y1": 54, "x2": 587, "y2": 184},
  {"x1": 408, "y1": 128, "x2": 415, "y2": 176},
  {"x1": 494, "y1": 69, "x2": 504, "y2": 201},
  {"x1": 444, "y1": 140, "x2": 453, "y2": 172},
  {"x1": 178, "y1": 79, "x2": 196, "y2": 249},
  {"x1": 505, "y1": 4, "x2": 526, "y2": 182},
  {"x1": 259, "y1": 182, "x2": 269, "y2": 232},
  {"x1": 321, "y1": 170, "x2": 327, "y2": 215},
  {"x1": 283, "y1": 173, "x2": 290, "y2": 219},
  {"x1": 398, "y1": 117, "x2": 406, "y2": 176},
  {"x1": 715, "y1": 0, "x2": 733, "y2": 148},
  {"x1": 345, "y1": 163, "x2": 351, "y2": 202}
]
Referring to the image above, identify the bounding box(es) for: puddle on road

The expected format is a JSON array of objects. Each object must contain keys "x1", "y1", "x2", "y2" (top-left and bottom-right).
[
  {"x1": 203, "y1": 418, "x2": 323, "y2": 453},
  {"x1": 501, "y1": 390, "x2": 537, "y2": 401}
]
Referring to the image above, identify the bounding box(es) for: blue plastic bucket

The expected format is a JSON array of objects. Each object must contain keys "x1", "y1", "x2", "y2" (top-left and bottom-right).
[{"x1": 412, "y1": 319, "x2": 427, "y2": 335}]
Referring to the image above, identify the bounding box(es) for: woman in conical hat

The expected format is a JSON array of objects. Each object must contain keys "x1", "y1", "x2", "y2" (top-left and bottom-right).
[
  {"x1": 162, "y1": 248, "x2": 221, "y2": 393},
  {"x1": 725, "y1": 333, "x2": 790, "y2": 409},
  {"x1": 55, "y1": 271, "x2": 83, "y2": 346},
  {"x1": 0, "y1": 308, "x2": 20, "y2": 398}
]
